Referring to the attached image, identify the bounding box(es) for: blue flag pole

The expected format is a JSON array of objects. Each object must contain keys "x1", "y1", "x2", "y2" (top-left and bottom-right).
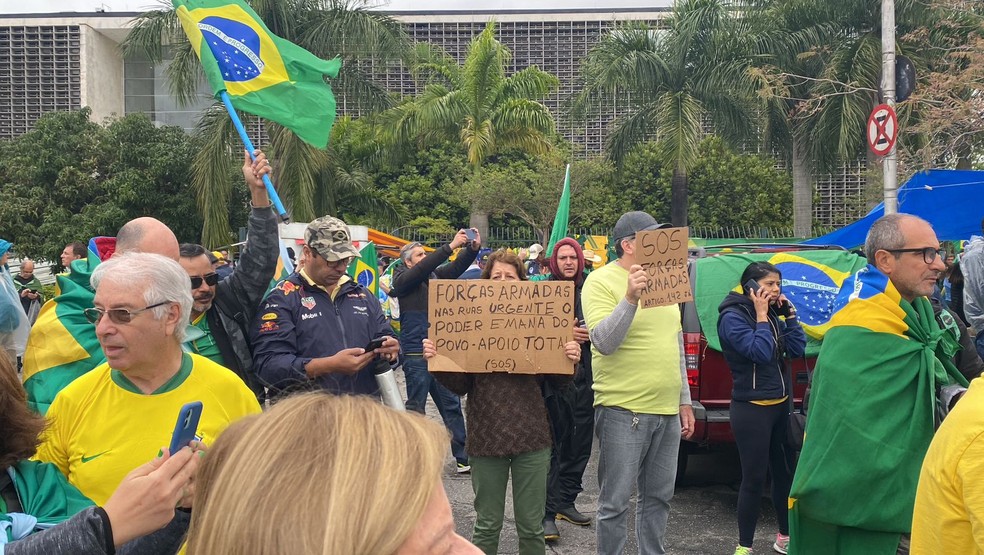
[{"x1": 220, "y1": 91, "x2": 290, "y2": 222}]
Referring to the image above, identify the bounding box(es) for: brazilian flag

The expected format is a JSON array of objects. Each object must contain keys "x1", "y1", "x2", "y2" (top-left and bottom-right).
[
  {"x1": 347, "y1": 243, "x2": 378, "y2": 297},
  {"x1": 22, "y1": 239, "x2": 110, "y2": 415},
  {"x1": 692, "y1": 250, "x2": 869, "y2": 356},
  {"x1": 173, "y1": 0, "x2": 341, "y2": 148}
]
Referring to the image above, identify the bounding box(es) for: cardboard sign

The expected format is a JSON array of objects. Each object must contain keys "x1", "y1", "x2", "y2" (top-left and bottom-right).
[
  {"x1": 427, "y1": 279, "x2": 575, "y2": 375},
  {"x1": 637, "y1": 228, "x2": 693, "y2": 308}
]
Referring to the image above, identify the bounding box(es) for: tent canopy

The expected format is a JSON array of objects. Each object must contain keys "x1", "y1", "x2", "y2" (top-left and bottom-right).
[{"x1": 805, "y1": 170, "x2": 984, "y2": 248}]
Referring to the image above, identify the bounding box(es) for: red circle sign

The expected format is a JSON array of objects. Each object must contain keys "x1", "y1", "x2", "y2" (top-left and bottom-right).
[{"x1": 867, "y1": 104, "x2": 898, "y2": 157}]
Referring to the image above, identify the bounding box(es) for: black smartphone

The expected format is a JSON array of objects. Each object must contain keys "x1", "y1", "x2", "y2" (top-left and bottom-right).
[
  {"x1": 743, "y1": 279, "x2": 761, "y2": 295},
  {"x1": 465, "y1": 228, "x2": 477, "y2": 242},
  {"x1": 365, "y1": 338, "x2": 386, "y2": 352}
]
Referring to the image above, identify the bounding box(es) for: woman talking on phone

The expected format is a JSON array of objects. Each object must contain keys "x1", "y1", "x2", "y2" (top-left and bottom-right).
[{"x1": 717, "y1": 261, "x2": 806, "y2": 555}]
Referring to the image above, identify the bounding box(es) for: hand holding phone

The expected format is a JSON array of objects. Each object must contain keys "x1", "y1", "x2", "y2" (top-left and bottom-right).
[
  {"x1": 465, "y1": 228, "x2": 477, "y2": 242},
  {"x1": 168, "y1": 402, "x2": 203, "y2": 455},
  {"x1": 743, "y1": 279, "x2": 761, "y2": 295},
  {"x1": 365, "y1": 338, "x2": 386, "y2": 353}
]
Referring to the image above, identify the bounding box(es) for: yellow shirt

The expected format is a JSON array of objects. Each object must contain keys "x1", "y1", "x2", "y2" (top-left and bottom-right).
[
  {"x1": 582, "y1": 261, "x2": 683, "y2": 414},
  {"x1": 911, "y1": 378, "x2": 984, "y2": 554},
  {"x1": 35, "y1": 352, "x2": 261, "y2": 505}
]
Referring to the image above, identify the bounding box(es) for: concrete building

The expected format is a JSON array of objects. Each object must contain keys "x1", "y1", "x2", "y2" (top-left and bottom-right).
[{"x1": 0, "y1": 1, "x2": 867, "y2": 227}]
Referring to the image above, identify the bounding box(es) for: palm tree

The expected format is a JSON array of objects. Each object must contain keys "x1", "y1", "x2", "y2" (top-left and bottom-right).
[
  {"x1": 745, "y1": 0, "x2": 948, "y2": 231},
  {"x1": 377, "y1": 20, "x2": 559, "y2": 238},
  {"x1": 122, "y1": 0, "x2": 409, "y2": 246},
  {"x1": 572, "y1": 0, "x2": 757, "y2": 227}
]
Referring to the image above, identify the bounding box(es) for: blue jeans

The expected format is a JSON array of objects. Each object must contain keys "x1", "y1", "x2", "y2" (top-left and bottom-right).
[
  {"x1": 403, "y1": 356, "x2": 467, "y2": 464},
  {"x1": 595, "y1": 406, "x2": 680, "y2": 555}
]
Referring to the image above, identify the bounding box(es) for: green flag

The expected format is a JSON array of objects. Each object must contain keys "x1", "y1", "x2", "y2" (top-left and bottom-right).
[
  {"x1": 173, "y1": 0, "x2": 341, "y2": 148},
  {"x1": 546, "y1": 164, "x2": 571, "y2": 256}
]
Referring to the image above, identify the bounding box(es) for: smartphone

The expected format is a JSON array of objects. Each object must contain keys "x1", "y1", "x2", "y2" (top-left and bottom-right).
[
  {"x1": 365, "y1": 337, "x2": 386, "y2": 352},
  {"x1": 168, "y1": 401, "x2": 203, "y2": 455},
  {"x1": 465, "y1": 228, "x2": 477, "y2": 242},
  {"x1": 743, "y1": 279, "x2": 761, "y2": 295}
]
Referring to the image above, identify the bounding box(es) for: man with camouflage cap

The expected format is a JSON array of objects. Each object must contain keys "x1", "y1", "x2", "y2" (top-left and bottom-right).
[{"x1": 249, "y1": 215, "x2": 399, "y2": 398}]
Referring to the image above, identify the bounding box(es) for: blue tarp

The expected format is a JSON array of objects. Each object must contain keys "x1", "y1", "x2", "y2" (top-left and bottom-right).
[{"x1": 805, "y1": 170, "x2": 984, "y2": 248}]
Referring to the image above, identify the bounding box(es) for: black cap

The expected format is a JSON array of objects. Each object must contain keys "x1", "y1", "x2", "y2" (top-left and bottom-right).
[{"x1": 612, "y1": 211, "x2": 670, "y2": 241}]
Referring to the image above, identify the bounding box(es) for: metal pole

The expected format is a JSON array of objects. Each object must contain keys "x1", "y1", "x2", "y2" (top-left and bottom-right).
[{"x1": 882, "y1": 0, "x2": 898, "y2": 214}]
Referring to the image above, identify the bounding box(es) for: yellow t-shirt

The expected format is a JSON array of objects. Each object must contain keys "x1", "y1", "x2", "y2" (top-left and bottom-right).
[
  {"x1": 35, "y1": 352, "x2": 261, "y2": 505},
  {"x1": 582, "y1": 261, "x2": 683, "y2": 415},
  {"x1": 911, "y1": 378, "x2": 984, "y2": 554}
]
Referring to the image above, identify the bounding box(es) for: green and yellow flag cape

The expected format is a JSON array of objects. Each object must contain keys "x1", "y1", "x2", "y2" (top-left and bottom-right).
[
  {"x1": 21, "y1": 242, "x2": 109, "y2": 415},
  {"x1": 1, "y1": 461, "x2": 93, "y2": 541},
  {"x1": 173, "y1": 0, "x2": 341, "y2": 148},
  {"x1": 788, "y1": 265, "x2": 967, "y2": 554}
]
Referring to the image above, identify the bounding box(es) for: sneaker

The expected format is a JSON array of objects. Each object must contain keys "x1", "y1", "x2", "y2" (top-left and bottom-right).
[
  {"x1": 773, "y1": 533, "x2": 789, "y2": 554},
  {"x1": 556, "y1": 506, "x2": 592, "y2": 526},
  {"x1": 733, "y1": 547, "x2": 752, "y2": 555},
  {"x1": 543, "y1": 517, "x2": 560, "y2": 542},
  {"x1": 456, "y1": 462, "x2": 471, "y2": 474}
]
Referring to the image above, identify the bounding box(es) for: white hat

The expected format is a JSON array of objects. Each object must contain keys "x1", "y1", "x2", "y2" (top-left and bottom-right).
[{"x1": 528, "y1": 243, "x2": 544, "y2": 260}]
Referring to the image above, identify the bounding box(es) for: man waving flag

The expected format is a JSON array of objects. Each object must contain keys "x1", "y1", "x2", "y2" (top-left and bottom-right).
[{"x1": 173, "y1": 0, "x2": 340, "y2": 148}]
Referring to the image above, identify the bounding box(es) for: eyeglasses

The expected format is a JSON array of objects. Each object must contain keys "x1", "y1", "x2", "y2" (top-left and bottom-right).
[
  {"x1": 84, "y1": 301, "x2": 171, "y2": 325},
  {"x1": 326, "y1": 257, "x2": 353, "y2": 270},
  {"x1": 885, "y1": 247, "x2": 946, "y2": 264},
  {"x1": 190, "y1": 273, "x2": 219, "y2": 289}
]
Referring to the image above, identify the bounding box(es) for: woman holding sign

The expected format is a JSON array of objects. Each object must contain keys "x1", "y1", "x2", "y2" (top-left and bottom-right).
[
  {"x1": 423, "y1": 249, "x2": 581, "y2": 555},
  {"x1": 717, "y1": 262, "x2": 805, "y2": 555}
]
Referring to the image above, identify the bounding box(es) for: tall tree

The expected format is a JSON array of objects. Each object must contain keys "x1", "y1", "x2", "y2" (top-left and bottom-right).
[
  {"x1": 572, "y1": 0, "x2": 757, "y2": 227},
  {"x1": 0, "y1": 110, "x2": 207, "y2": 263},
  {"x1": 378, "y1": 20, "x2": 559, "y2": 238},
  {"x1": 123, "y1": 0, "x2": 410, "y2": 245}
]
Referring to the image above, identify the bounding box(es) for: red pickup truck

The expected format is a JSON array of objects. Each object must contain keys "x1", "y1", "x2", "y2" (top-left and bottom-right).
[{"x1": 677, "y1": 244, "x2": 865, "y2": 480}]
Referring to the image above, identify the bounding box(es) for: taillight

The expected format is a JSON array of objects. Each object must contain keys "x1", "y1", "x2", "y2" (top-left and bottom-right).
[{"x1": 684, "y1": 332, "x2": 701, "y2": 387}]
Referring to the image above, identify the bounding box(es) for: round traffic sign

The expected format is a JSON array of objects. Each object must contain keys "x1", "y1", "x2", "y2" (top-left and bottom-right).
[{"x1": 867, "y1": 104, "x2": 898, "y2": 157}]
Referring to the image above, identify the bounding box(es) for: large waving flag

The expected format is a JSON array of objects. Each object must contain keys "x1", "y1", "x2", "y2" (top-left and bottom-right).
[
  {"x1": 348, "y1": 242, "x2": 378, "y2": 296},
  {"x1": 693, "y1": 250, "x2": 868, "y2": 356},
  {"x1": 173, "y1": 0, "x2": 341, "y2": 148},
  {"x1": 22, "y1": 238, "x2": 114, "y2": 415}
]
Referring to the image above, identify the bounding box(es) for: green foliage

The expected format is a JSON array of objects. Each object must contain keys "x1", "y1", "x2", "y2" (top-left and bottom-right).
[
  {"x1": 407, "y1": 216, "x2": 455, "y2": 241},
  {"x1": 0, "y1": 110, "x2": 213, "y2": 264},
  {"x1": 374, "y1": 141, "x2": 472, "y2": 227},
  {"x1": 619, "y1": 138, "x2": 793, "y2": 229}
]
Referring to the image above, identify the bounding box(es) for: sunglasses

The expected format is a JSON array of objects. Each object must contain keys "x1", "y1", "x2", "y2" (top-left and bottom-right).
[
  {"x1": 190, "y1": 273, "x2": 220, "y2": 288},
  {"x1": 885, "y1": 247, "x2": 946, "y2": 265},
  {"x1": 84, "y1": 301, "x2": 171, "y2": 325}
]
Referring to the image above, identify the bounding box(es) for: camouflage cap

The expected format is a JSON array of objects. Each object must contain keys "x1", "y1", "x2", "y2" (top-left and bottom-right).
[{"x1": 305, "y1": 216, "x2": 360, "y2": 262}]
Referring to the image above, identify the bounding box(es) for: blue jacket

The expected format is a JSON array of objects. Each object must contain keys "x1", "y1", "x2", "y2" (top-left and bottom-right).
[
  {"x1": 249, "y1": 273, "x2": 394, "y2": 397},
  {"x1": 717, "y1": 291, "x2": 807, "y2": 402}
]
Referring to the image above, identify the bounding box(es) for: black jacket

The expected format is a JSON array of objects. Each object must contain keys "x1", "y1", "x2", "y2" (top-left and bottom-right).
[
  {"x1": 717, "y1": 292, "x2": 806, "y2": 401},
  {"x1": 208, "y1": 206, "x2": 280, "y2": 400},
  {"x1": 392, "y1": 245, "x2": 478, "y2": 354}
]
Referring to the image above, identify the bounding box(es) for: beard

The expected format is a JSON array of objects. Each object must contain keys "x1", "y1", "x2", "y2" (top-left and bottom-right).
[{"x1": 193, "y1": 294, "x2": 214, "y2": 313}]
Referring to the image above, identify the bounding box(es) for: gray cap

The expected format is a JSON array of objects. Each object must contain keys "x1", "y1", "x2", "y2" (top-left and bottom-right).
[
  {"x1": 305, "y1": 216, "x2": 360, "y2": 262},
  {"x1": 612, "y1": 211, "x2": 670, "y2": 241}
]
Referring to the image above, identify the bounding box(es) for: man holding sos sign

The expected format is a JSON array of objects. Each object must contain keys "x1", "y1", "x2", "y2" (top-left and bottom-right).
[{"x1": 581, "y1": 211, "x2": 695, "y2": 555}]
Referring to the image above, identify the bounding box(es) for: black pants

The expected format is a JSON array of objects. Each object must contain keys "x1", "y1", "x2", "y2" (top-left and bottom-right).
[
  {"x1": 545, "y1": 366, "x2": 594, "y2": 516},
  {"x1": 731, "y1": 400, "x2": 795, "y2": 547}
]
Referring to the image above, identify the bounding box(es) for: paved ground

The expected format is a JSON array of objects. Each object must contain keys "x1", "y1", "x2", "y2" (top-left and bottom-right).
[{"x1": 405, "y1": 369, "x2": 784, "y2": 555}]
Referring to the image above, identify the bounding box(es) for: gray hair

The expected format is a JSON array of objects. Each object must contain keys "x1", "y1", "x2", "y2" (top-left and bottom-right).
[
  {"x1": 91, "y1": 252, "x2": 193, "y2": 342},
  {"x1": 399, "y1": 242, "x2": 423, "y2": 264},
  {"x1": 863, "y1": 213, "x2": 926, "y2": 263}
]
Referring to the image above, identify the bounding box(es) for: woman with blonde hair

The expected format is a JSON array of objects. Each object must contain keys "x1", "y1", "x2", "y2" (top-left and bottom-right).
[{"x1": 185, "y1": 393, "x2": 480, "y2": 554}]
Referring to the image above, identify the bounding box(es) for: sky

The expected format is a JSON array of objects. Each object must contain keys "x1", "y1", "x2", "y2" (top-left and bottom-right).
[{"x1": 11, "y1": 0, "x2": 669, "y2": 14}]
